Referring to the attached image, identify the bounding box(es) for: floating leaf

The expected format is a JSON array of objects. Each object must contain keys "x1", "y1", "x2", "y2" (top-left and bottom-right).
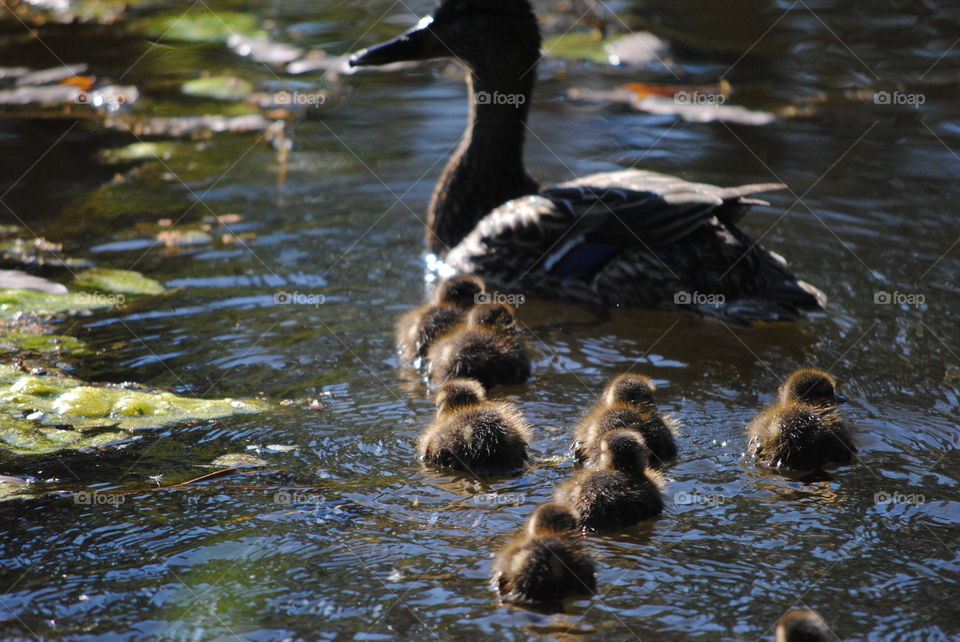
[
  {"x1": 74, "y1": 268, "x2": 165, "y2": 296},
  {"x1": 0, "y1": 364, "x2": 272, "y2": 456},
  {"x1": 211, "y1": 453, "x2": 268, "y2": 468},
  {"x1": 97, "y1": 142, "x2": 180, "y2": 164},
  {"x1": 542, "y1": 31, "x2": 609, "y2": 63},
  {"x1": 110, "y1": 114, "x2": 275, "y2": 138},
  {"x1": 604, "y1": 32, "x2": 669, "y2": 66},
  {"x1": 228, "y1": 34, "x2": 304, "y2": 66},
  {"x1": 156, "y1": 229, "x2": 213, "y2": 247},
  {"x1": 568, "y1": 87, "x2": 776, "y2": 126},
  {"x1": 182, "y1": 76, "x2": 254, "y2": 102}
]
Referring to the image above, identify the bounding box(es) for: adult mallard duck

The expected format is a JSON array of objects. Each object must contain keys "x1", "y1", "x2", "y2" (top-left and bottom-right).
[{"x1": 350, "y1": 0, "x2": 826, "y2": 323}]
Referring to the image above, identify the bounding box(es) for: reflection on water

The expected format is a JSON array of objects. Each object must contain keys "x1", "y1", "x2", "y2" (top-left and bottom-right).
[{"x1": 1, "y1": 0, "x2": 958, "y2": 639}]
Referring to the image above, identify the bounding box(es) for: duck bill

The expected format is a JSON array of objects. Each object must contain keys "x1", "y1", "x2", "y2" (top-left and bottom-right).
[
  {"x1": 835, "y1": 394, "x2": 849, "y2": 404},
  {"x1": 349, "y1": 20, "x2": 445, "y2": 67}
]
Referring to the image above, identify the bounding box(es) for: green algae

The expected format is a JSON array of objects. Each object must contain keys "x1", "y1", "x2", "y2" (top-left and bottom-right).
[
  {"x1": 0, "y1": 364, "x2": 271, "y2": 456},
  {"x1": 141, "y1": 11, "x2": 265, "y2": 44},
  {"x1": 182, "y1": 76, "x2": 254, "y2": 102},
  {"x1": 542, "y1": 32, "x2": 610, "y2": 64},
  {"x1": 0, "y1": 331, "x2": 89, "y2": 356}
]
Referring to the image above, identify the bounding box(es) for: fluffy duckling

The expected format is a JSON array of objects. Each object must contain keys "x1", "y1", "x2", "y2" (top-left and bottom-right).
[
  {"x1": 775, "y1": 609, "x2": 831, "y2": 641},
  {"x1": 418, "y1": 378, "x2": 532, "y2": 475},
  {"x1": 748, "y1": 369, "x2": 855, "y2": 472},
  {"x1": 492, "y1": 503, "x2": 597, "y2": 608},
  {"x1": 573, "y1": 373, "x2": 678, "y2": 467},
  {"x1": 553, "y1": 430, "x2": 665, "y2": 533},
  {"x1": 395, "y1": 274, "x2": 485, "y2": 363},
  {"x1": 427, "y1": 302, "x2": 532, "y2": 389}
]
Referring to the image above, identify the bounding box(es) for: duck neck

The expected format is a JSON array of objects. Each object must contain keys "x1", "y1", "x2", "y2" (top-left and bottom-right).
[{"x1": 428, "y1": 70, "x2": 540, "y2": 254}]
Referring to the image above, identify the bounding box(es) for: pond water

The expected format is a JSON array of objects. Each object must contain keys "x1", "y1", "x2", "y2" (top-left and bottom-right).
[{"x1": 1, "y1": 0, "x2": 958, "y2": 639}]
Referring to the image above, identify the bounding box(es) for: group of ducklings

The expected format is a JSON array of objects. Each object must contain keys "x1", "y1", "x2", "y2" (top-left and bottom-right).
[{"x1": 397, "y1": 275, "x2": 855, "y2": 637}]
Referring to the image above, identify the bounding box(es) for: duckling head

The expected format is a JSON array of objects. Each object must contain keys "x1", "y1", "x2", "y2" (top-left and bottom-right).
[
  {"x1": 598, "y1": 430, "x2": 650, "y2": 477},
  {"x1": 435, "y1": 378, "x2": 486, "y2": 413},
  {"x1": 775, "y1": 609, "x2": 831, "y2": 642},
  {"x1": 527, "y1": 503, "x2": 578, "y2": 537},
  {"x1": 467, "y1": 302, "x2": 517, "y2": 331},
  {"x1": 434, "y1": 274, "x2": 485, "y2": 309},
  {"x1": 604, "y1": 373, "x2": 657, "y2": 409},
  {"x1": 350, "y1": 0, "x2": 542, "y2": 76},
  {"x1": 779, "y1": 369, "x2": 845, "y2": 407}
]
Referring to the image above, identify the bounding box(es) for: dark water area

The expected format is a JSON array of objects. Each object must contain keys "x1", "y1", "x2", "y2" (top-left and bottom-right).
[{"x1": 0, "y1": 0, "x2": 958, "y2": 639}]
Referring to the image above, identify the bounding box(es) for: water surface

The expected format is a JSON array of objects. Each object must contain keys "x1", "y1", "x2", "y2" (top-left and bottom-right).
[{"x1": 0, "y1": 0, "x2": 958, "y2": 639}]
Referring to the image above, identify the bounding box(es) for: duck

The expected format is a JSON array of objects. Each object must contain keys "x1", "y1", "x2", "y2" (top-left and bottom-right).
[
  {"x1": 349, "y1": 0, "x2": 826, "y2": 324},
  {"x1": 492, "y1": 502, "x2": 597, "y2": 608},
  {"x1": 427, "y1": 302, "x2": 532, "y2": 389},
  {"x1": 395, "y1": 274, "x2": 485, "y2": 363},
  {"x1": 418, "y1": 378, "x2": 532, "y2": 475},
  {"x1": 747, "y1": 369, "x2": 856, "y2": 472},
  {"x1": 774, "y1": 609, "x2": 831, "y2": 641},
  {"x1": 573, "y1": 373, "x2": 678, "y2": 467},
  {"x1": 553, "y1": 429, "x2": 665, "y2": 532}
]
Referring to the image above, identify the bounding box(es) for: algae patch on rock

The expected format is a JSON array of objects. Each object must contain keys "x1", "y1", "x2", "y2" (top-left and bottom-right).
[
  {"x1": 0, "y1": 365, "x2": 271, "y2": 456},
  {"x1": 74, "y1": 267, "x2": 165, "y2": 295},
  {"x1": 0, "y1": 268, "x2": 164, "y2": 316}
]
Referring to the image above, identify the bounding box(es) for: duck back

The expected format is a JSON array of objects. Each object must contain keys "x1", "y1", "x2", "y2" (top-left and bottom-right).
[
  {"x1": 494, "y1": 535, "x2": 596, "y2": 606},
  {"x1": 429, "y1": 328, "x2": 531, "y2": 388},
  {"x1": 420, "y1": 407, "x2": 529, "y2": 475},
  {"x1": 576, "y1": 406, "x2": 677, "y2": 467},
  {"x1": 559, "y1": 470, "x2": 664, "y2": 532}
]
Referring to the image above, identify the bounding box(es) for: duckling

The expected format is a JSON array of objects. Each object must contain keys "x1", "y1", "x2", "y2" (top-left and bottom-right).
[
  {"x1": 573, "y1": 373, "x2": 678, "y2": 467},
  {"x1": 553, "y1": 430, "x2": 665, "y2": 532},
  {"x1": 748, "y1": 369, "x2": 855, "y2": 471},
  {"x1": 418, "y1": 378, "x2": 532, "y2": 475},
  {"x1": 427, "y1": 302, "x2": 532, "y2": 389},
  {"x1": 492, "y1": 503, "x2": 597, "y2": 607},
  {"x1": 395, "y1": 274, "x2": 485, "y2": 363},
  {"x1": 775, "y1": 609, "x2": 831, "y2": 641},
  {"x1": 778, "y1": 368, "x2": 847, "y2": 407}
]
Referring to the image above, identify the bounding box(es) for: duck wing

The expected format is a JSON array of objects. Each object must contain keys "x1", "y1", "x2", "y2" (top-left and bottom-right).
[
  {"x1": 552, "y1": 169, "x2": 784, "y2": 241},
  {"x1": 443, "y1": 170, "x2": 823, "y2": 322}
]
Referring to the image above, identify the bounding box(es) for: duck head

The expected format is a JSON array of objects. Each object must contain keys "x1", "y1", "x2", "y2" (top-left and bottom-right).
[
  {"x1": 467, "y1": 302, "x2": 517, "y2": 331},
  {"x1": 350, "y1": 0, "x2": 542, "y2": 74},
  {"x1": 599, "y1": 430, "x2": 650, "y2": 477},
  {"x1": 436, "y1": 378, "x2": 486, "y2": 413},
  {"x1": 527, "y1": 503, "x2": 578, "y2": 536},
  {"x1": 775, "y1": 609, "x2": 831, "y2": 642},
  {"x1": 434, "y1": 274, "x2": 485, "y2": 308},
  {"x1": 603, "y1": 373, "x2": 657, "y2": 409},
  {"x1": 779, "y1": 369, "x2": 846, "y2": 407}
]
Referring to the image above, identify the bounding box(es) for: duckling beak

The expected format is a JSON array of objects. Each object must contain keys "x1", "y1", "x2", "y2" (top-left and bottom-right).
[
  {"x1": 835, "y1": 394, "x2": 849, "y2": 404},
  {"x1": 349, "y1": 18, "x2": 446, "y2": 67}
]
